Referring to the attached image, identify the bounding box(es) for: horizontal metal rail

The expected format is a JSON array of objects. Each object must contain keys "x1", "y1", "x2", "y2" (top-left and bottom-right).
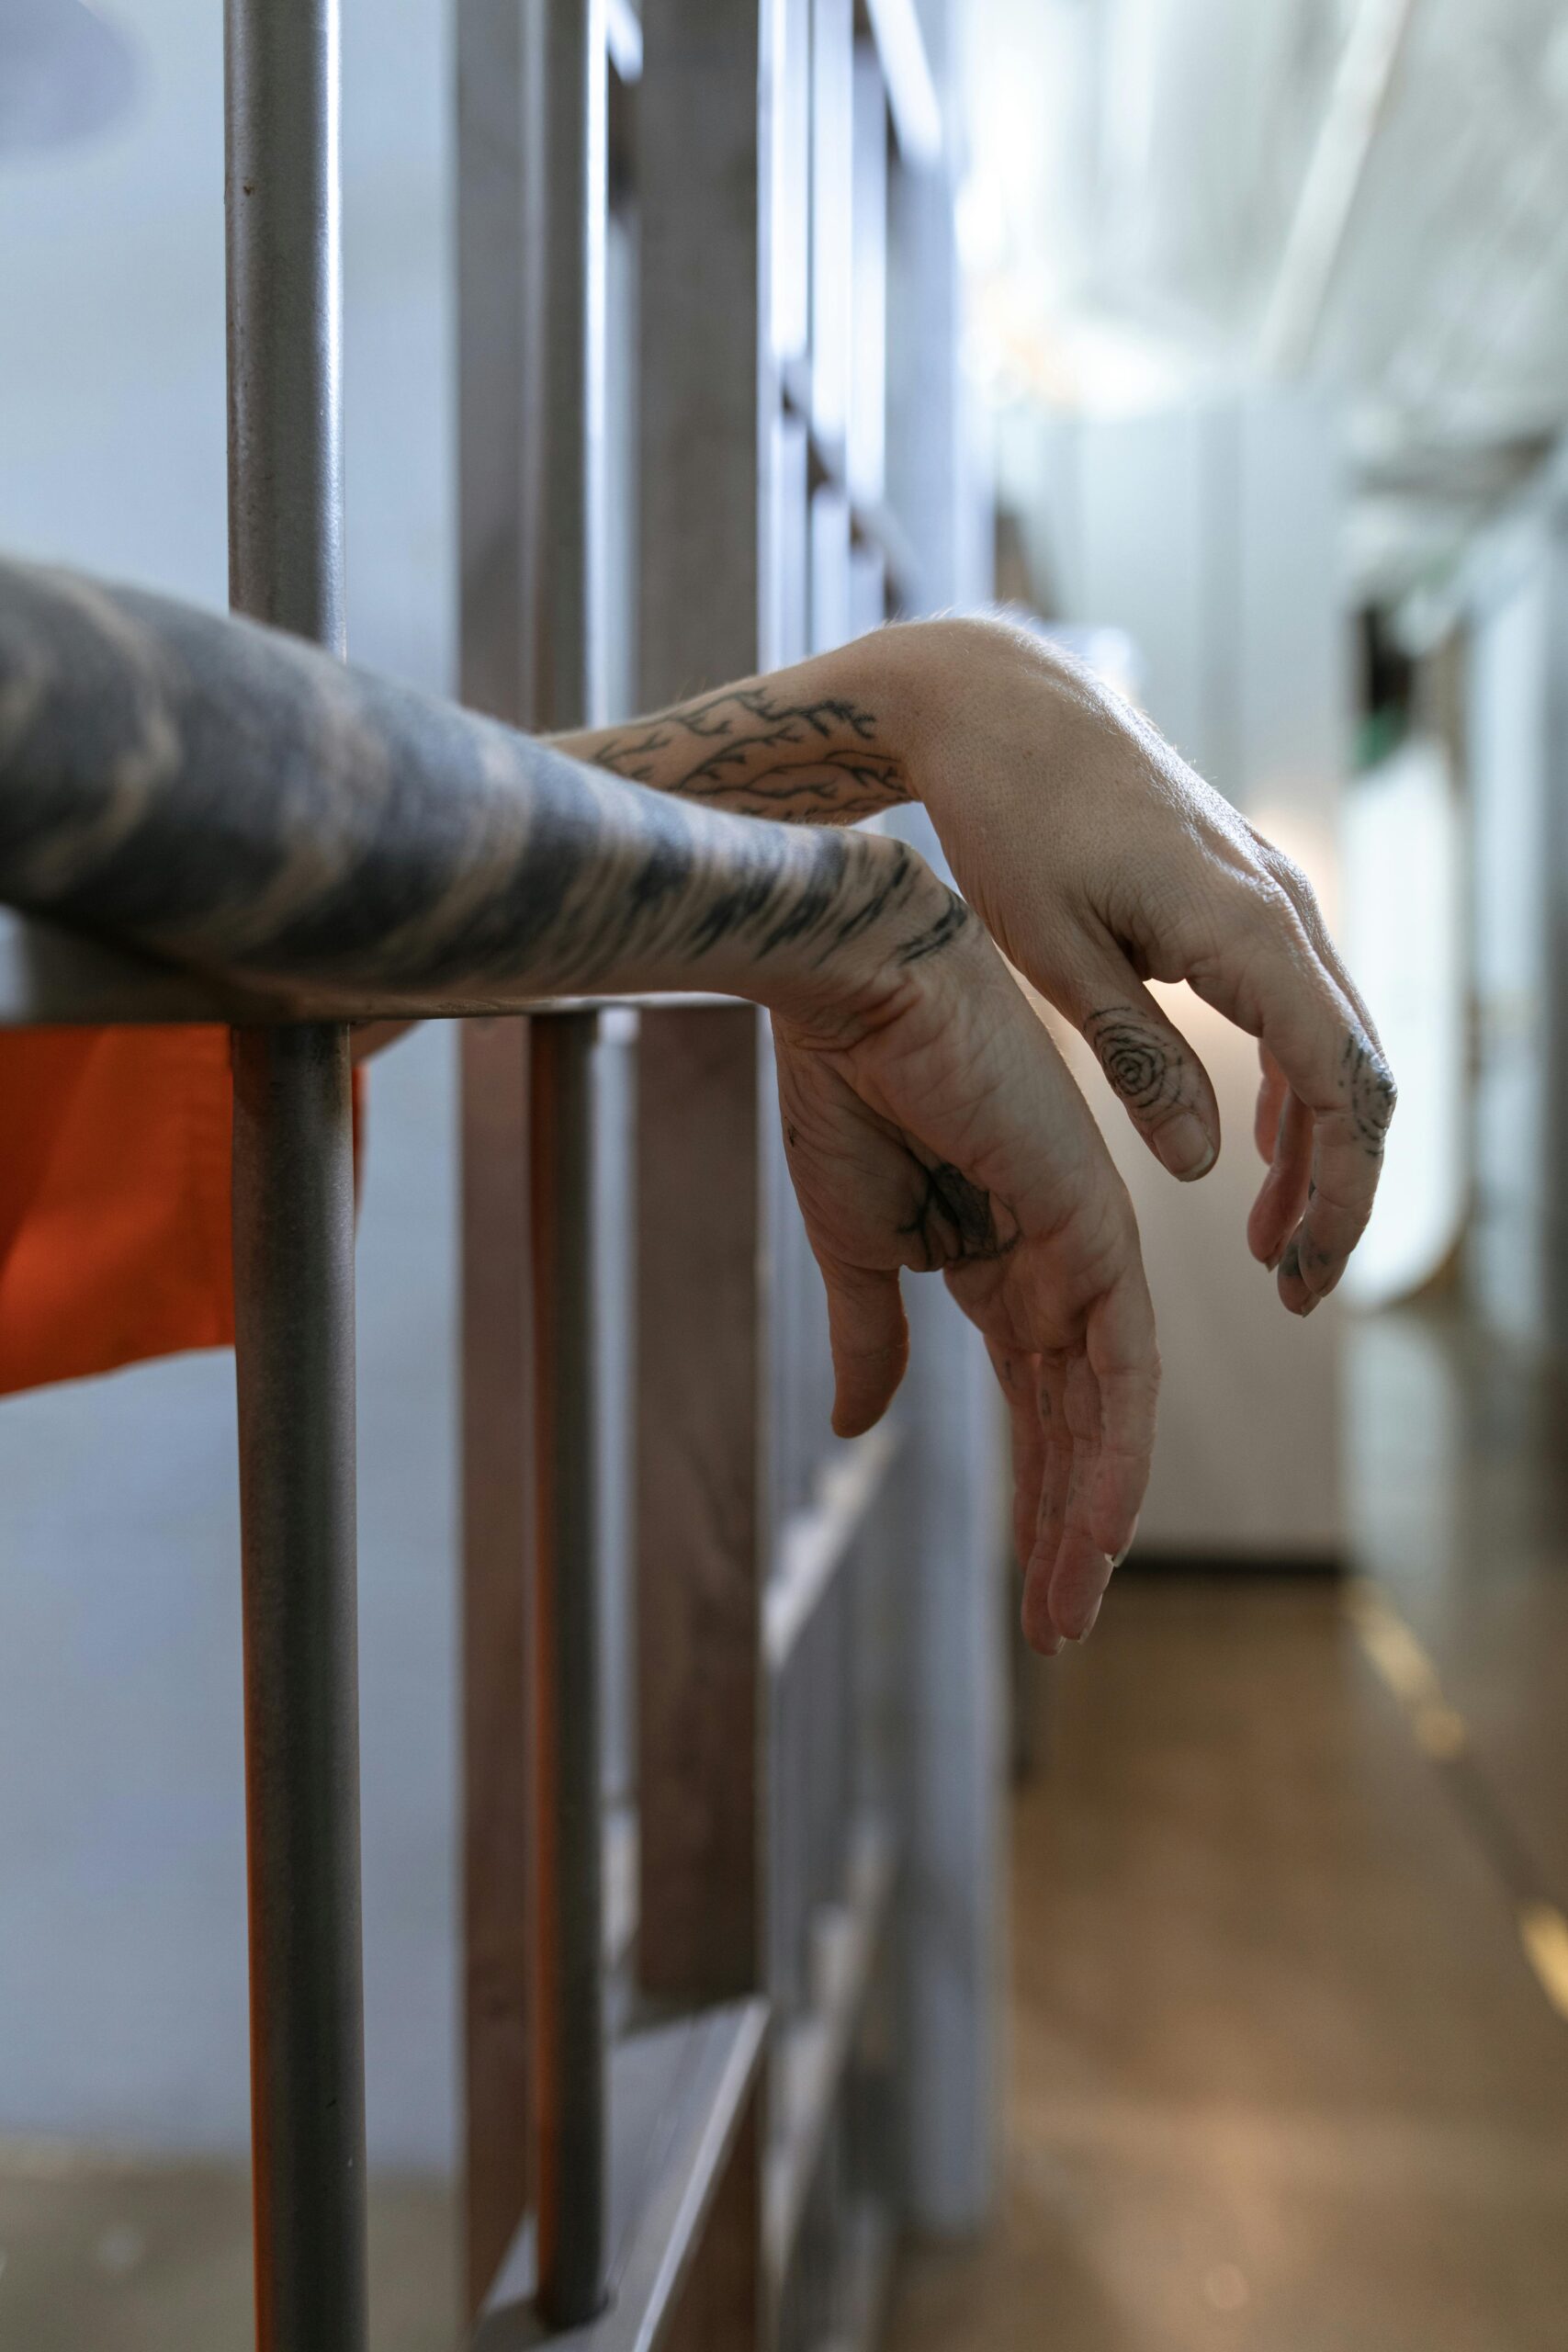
[
  {"x1": 764, "y1": 1816, "x2": 897, "y2": 2293},
  {"x1": 475, "y1": 2001, "x2": 769, "y2": 2352},
  {"x1": 778, "y1": 357, "x2": 923, "y2": 609},
  {"x1": 764, "y1": 1422, "x2": 902, "y2": 1676},
  {"x1": 857, "y1": 0, "x2": 942, "y2": 167}
]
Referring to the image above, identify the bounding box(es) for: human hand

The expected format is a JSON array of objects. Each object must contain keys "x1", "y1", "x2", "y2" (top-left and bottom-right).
[
  {"x1": 565, "y1": 617, "x2": 1393, "y2": 1316},
  {"x1": 866, "y1": 616, "x2": 1395, "y2": 1316},
  {"x1": 770, "y1": 866, "x2": 1157, "y2": 1651}
]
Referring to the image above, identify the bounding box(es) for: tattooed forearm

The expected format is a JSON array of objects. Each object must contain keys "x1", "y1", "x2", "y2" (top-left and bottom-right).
[
  {"x1": 558, "y1": 684, "x2": 910, "y2": 827},
  {"x1": 0, "y1": 560, "x2": 951, "y2": 1019}
]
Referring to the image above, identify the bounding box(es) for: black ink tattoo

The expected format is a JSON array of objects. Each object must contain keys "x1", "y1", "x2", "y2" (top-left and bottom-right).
[
  {"x1": 897, "y1": 1150, "x2": 1020, "y2": 1272},
  {"x1": 1342, "y1": 1031, "x2": 1396, "y2": 1157},
  {"x1": 1083, "y1": 1005, "x2": 1182, "y2": 1117},
  {"x1": 0, "y1": 560, "x2": 954, "y2": 1016},
  {"x1": 586, "y1": 686, "x2": 909, "y2": 826},
  {"x1": 1280, "y1": 1231, "x2": 1333, "y2": 1288},
  {"x1": 895, "y1": 890, "x2": 972, "y2": 966}
]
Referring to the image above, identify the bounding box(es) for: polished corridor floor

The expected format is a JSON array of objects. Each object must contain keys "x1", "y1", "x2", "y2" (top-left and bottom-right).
[
  {"x1": 6, "y1": 1306, "x2": 1568, "y2": 2347},
  {"x1": 887, "y1": 1306, "x2": 1568, "y2": 2352}
]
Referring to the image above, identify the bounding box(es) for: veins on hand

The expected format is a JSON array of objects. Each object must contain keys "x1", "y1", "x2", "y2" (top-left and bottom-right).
[{"x1": 590, "y1": 686, "x2": 908, "y2": 823}]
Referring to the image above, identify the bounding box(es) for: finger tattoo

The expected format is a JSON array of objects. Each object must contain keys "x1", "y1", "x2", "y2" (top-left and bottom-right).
[
  {"x1": 1084, "y1": 1004, "x2": 1183, "y2": 1117},
  {"x1": 1342, "y1": 1031, "x2": 1396, "y2": 1158},
  {"x1": 897, "y1": 1151, "x2": 1020, "y2": 1271}
]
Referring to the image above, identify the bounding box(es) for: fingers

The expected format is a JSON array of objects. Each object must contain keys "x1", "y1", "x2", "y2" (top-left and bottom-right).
[
  {"x1": 1068, "y1": 951, "x2": 1222, "y2": 1182},
  {"x1": 986, "y1": 1340, "x2": 1060, "y2": 1655},
  {"x1": 819, "y1": 1254, "x2": 909, "y2": 1437},
  {"x1": 1042, "y1": 1354, "x2": 1109, "y2": 1641},
  {"x1": 1253, "y1": 1046, "x2": 1288, "y2": 1164},
  {"x1": 1189, "y1": 901, "x2": 1394, "y2": 1312},
  {"x1": 987, "y1": 1255, "x2": 1157, "y2": 1656},
  {"x1": 1251, "y1": 829, "x2": 1386, "y2": 1058},
  {"x1": 1043, "y1": 1271, "x2": 1158, "y2": 1641},
  {"x1": 1029, "y1": 1351, "x2": 1075, "y2": 1648},
  {"x1": 1247, "y1": 1084, "x2": 1313, "y2": 1270}
]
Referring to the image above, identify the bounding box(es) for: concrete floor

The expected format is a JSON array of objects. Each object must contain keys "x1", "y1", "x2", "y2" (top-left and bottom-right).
[
  {"x1": 0, "y1": 2154, "x2": 456, "y2": 2349},
  {"x1": 888, "y1": 1303, "x2": 1568, "y2": 2352}
]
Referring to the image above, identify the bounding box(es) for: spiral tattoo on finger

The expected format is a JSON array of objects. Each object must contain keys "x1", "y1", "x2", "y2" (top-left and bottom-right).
[{"x1": 1083, "y1": 1004, "x2": 1182, "y2": 1119}]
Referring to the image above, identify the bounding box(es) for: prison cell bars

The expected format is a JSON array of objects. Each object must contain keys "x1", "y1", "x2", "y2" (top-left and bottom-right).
[
  {"x1": 0, "y1": 0, "x2": 966, "y2": 2341},
  {"x1": 458, "y1": 2, "x2": 779, "y2": 2342},
  {"x1": 465, "y1": 4, "x2": 960, "y2": 2349},
  {"x1": 637, "y1": 5, "x2": 953, "y2": 2344},
  {"x1": 223, "y1": 5, "x2": 368, "y2": 2348},
  {"x1": 457, "y1": 0, "x2": 969, "y2": 2341}
]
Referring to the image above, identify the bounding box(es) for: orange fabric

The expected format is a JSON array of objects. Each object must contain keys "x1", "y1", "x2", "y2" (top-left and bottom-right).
[{"x1": 0, "y1": 1027, "x2": 237, "y2": 1395}]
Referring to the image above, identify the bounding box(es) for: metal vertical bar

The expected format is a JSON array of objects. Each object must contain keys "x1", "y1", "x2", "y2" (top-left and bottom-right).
[
  {"x1": 534, "y1": 0, "x2": 607, "y2": 735},
  {"x1": 226, "y1": 0, "x2": 344, "y2": 650},
  {"x1": 453, "y1": 0, "x2": 606, "y2": 2315},
  {"x1": 231, "y1": 1028, "x2": 365, "y2": 2352},
  {"x1": 457, "y1": 0, "x2": 541, "y2": 2312},
  {"x1": 531, "y1": 1011, "x2": 605, "y2": 2328},
  {"x1": 224, "y1": 5, "x2": 366, "y2": 2349},
  {"x1": 523, "y1": 0, "x2": 608, "y2": 2328}
]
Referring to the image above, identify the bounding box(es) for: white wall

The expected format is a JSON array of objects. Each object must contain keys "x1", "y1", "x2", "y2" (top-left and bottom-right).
[
  {"x1": 0, "y1": 0, "x2": 459, "y2": 2169},
  {"x1": 1340, "y1": 735, "x2": 1467, "y2": 1308},
  {"x1": 1032, "y1": 392, "x2": 1348, "y2": 1559},
  {"x1": 1464, "y1": 527, "x2": 1554, "y2": 1348}
]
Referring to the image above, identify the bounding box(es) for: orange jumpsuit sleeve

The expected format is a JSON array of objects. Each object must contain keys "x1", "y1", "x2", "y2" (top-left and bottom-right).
[{"x1": 0, "y1": 1027, "x2": 237, "y2": 1396}]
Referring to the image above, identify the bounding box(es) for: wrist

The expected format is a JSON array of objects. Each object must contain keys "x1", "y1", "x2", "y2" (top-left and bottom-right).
[
  {"x1": 757, "y1": 825, "x2": 973, "y2": 1039},
  {"x1": 850, "y1": 612, "x2": 1076, "y2": 820}
]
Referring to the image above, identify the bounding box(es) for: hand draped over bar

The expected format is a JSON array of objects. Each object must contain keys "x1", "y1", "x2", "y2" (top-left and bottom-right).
[
  {"x1": 0, "y1": 559, "x2": 1389, "y2": 1652},
  {"x1": 564, "y1": 618, "x2": 1395, "y2": 1643},
  {"x1": 564, "y1": 615, "x2": 1396, "y2": 1312}
]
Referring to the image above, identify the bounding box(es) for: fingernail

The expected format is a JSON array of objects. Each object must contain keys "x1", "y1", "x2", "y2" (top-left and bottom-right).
[
  {"x1": 1153, "y1": 1113, "x2": 1216, "y2": 1182},
  {"x1": 1300, "y1": 1295, "x2": 1320, "y2": 1319},
  {"x1": 1072, "y1": 1594, "x2": 1104, "y2": 1644}
]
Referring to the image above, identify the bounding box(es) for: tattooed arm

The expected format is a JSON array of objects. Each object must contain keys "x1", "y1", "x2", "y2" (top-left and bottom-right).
[
  {"x1": 555, "y1": 674, "x2": 913, "y2": 826},
  {"x1": 559, "y1": 622, "x2": 1394, "y2": 1319},
  {"x1": 0, "y1": 557, "x2": 1155, "y2": 1647}
]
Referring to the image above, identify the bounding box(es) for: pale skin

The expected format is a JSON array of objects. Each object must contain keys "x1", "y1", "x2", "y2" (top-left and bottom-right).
[
  {"x1": 557, "y1": 619, "x2": 1394, "y2": 1645},
  {"x1": 0, "y1": 560, "x2": 1393, "y2": 1655}
]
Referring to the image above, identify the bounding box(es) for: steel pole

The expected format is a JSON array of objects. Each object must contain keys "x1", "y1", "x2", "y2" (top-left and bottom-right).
[
  {"x1": 231, "y1": 1026, "x2": 365, "y2": 2352},
  {"x1": 224, "y1": 4, "x2": 366, "y2": 2348},
  {"x1": 525, "y1": 0, "x2": 608, "y2": 2324},
  {"x1": 531, "y1": 1010, "x2": 606, "y2": 2328}
]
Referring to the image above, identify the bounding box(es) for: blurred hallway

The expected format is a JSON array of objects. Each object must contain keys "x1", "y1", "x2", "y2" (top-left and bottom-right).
[{"x1": 888, "y1": 1305, "x2": 1568, "y2": 2352}]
